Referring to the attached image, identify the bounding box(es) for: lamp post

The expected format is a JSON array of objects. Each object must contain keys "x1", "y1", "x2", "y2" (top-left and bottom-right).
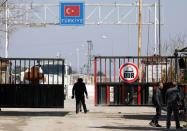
[
  {"x1": 76, "y1": 48, "x2": 80, "y2": 73},
  {"x1": 158, "y1": 0, "x2": 161, "y2": 56},
  {"x1": 87, "y1": 40, "x2": 93, "y2": 77},
  {"x1": 4, "y1": 0, "x2": 8, "y2": 58}
]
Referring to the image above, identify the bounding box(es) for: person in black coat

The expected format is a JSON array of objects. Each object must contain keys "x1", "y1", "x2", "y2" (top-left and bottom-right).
[
  {"x1": 149, "y1": 82, "x2": 163, "y2": 127},
  {"x1": 165, "y1": 82, "x2": 182, "y2": 129},
  {"x1": 72, "y1": 78, "x2": 88, "y2": 114}
]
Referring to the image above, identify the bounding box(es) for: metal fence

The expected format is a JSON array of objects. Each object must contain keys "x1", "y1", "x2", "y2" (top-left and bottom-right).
[
  {"x1": 0, "y1": 58, "x2": 65, "y2": 108},
  {"x1": 94, "y1": 56, "x2": 187, "y2": 106}
]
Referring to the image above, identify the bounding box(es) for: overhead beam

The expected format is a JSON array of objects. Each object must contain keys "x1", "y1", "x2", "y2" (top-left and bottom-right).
[{"x1": 0, "y1": 3, "x2": 158, "y2": 26}]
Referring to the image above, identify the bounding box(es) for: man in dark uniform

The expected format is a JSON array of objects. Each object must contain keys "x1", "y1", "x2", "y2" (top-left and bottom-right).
[
  {"x1": 183, "y1": 91, "x2": 187, "y2": 127},
  {"x1": 165, "y1": 82, "x2": 182, "y2": 129},
  {"x1": 72, "y1": 78, "x2": 88, "y2": 114},
  {"x1": 149, "y1": 82, "x2": 163, "y2": 127}
]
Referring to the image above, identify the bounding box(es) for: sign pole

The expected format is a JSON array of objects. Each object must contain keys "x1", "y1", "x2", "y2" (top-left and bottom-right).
[
  {"x1": 158, "y1": 0, "x2": 161, "y2": 56},
  {"x1": 5, "y1": 1, "x2": 8, "y2": 58},
  {"x1": 137, "y1": 0, "x2": 142, "y2": 105}
]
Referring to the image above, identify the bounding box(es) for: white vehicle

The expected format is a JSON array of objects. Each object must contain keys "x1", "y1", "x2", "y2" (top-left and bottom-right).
[
  {"x1": 41, "y1": 64, "x2": 63, "y2": 84},
  {"x1": 40, "y1": 62, "x2": 71, "y2": 99}
]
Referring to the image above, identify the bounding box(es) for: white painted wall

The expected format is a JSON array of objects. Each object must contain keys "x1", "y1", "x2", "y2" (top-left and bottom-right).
[{"x1": 67, "y1": 84, "x2": 94, "y2": 100}]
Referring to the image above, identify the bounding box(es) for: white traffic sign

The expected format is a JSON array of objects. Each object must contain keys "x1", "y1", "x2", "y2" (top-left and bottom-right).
[{"x1": 119, "y1": 62, "x2": 139, "y2": 83}]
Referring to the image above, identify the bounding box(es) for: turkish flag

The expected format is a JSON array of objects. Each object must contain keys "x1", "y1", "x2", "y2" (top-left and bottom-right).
[{"x1": 64, "y1": 5, "x2": 80, "y2": 16}]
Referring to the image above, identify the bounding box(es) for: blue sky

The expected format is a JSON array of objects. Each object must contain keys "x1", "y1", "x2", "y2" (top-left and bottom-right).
[{"x1": 2, "y1": 0, "x2": 187, "y2": 71}]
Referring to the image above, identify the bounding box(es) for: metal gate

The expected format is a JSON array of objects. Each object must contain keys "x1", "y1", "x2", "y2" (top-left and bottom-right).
[
  {"x1": 94, "y1": 55, "x2": 187, "y2": 106},
  {"x1": 0, "y1": 58, "x2": 64, "y2": 108}
]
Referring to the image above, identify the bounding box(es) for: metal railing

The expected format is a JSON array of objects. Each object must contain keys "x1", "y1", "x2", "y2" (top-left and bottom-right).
[
  {"x1": 0, "y1": 58, "x2": 64, "y2": 85},
  {"x1": 94, "y1": 56, "x2": 187, "y2": 106},
  {"x1": 0, "y1": 58, "x2": 65, "y2": 108}
]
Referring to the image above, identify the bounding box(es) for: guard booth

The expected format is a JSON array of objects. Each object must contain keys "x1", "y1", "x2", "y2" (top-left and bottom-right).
[
  {"x1": 0, "y1": 58, "x2": 65, "y2": 108},
  {"x1": 94, "y1": 55, "x2": 187, "y2": 106}
]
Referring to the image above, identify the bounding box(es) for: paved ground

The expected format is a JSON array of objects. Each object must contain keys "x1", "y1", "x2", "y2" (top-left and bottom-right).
[{"x1": 0, "y1": 99, "x2": 186, "y2": 131}]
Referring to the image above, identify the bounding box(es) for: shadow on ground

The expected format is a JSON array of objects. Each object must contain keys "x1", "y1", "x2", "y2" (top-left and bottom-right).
[
  {"x1": 0, "y1": 111, "x2": 69, "y2": 116},
  {"x1": 123, "y1": 114, "x2": 167, "y2": 121},
  {"x1": 96, "y1": 113, "x2": 168, "y2": 121},
  {"x1": 89, "y1": 125, "x2": 182, "y2": 131}
]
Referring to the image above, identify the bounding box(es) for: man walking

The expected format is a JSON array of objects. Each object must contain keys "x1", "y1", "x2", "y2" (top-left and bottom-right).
[
  {"x1": 72, "y1": 78, "x2": 88, "y2": 114},
  {"x1": 165, "y1": 82, "x2": 182, "y2": 129},
  {"x1": 149, "y1": 82, "x2": 163, "y2": 127}
]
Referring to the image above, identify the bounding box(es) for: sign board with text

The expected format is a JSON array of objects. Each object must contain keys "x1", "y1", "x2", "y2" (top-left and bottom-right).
[
  {"x1": 119, "y1": 62, "x2": 139, "y2": 83},
  {"x1": 60, "y1": 2, "x2": 85, "y2": 26}
]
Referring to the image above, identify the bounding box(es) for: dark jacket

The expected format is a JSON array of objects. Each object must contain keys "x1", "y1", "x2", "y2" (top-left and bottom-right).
[
  {"x1": 72, "y1": 81, "x2": 88, "y2": 98},
  {"x1": 152, "y1": 87, "x2": 162, "y2": 107},
  {"x1": 165, "y1": 86, "x2": 181, "y2": 105}
]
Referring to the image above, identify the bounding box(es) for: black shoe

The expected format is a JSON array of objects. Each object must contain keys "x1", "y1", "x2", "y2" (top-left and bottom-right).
[
  {"x1": 149, "y1": 122, "x2": 156, "y2": 127},
  {"x1": 155, "y1": 124, "x2": 162, "y2": 127},
  {"x1": 84, "y1": 110, "x2": 89, "y2": 114}
]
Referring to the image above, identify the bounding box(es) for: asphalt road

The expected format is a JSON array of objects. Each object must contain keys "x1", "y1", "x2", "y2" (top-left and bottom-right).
[{"x1": 0, "y1": 99, "x2": 186, "y2": 131}]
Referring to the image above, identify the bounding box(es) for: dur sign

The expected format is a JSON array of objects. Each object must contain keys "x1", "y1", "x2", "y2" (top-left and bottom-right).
[
  {"x1": 119, "y1": 62, "x2": 139, "y2": 83},
  {"x1": 60, "y1": 2, "x2": 85, "y2": 26}
]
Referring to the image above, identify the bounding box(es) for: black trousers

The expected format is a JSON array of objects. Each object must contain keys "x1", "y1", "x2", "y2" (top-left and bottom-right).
[
  {"x1": 166, "y1": 102, "x2": 180, "y2": 128},
  {"x1": 76, "y1": 96, "x2": 87, "y2": 113},
  {"x1": 152, "y1": 105, "x2": 161, "y2": 124}
]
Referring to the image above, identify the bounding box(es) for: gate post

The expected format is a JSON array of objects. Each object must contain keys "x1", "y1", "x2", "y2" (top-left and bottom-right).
[
  {"x1": 138, "y1": 83, "x2": 141, "y2": 105},
  {"x1": 94, "y1": 57, "x2": 98, "y2": 106},
  {"x1": 106, "y1": 85, "x2": 110, "y2": 104}
]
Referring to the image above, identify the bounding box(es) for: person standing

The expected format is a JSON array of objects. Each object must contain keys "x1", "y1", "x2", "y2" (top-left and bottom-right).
[
  {"x1": 72, "y1": 78, "x2": 88, "y2": 114},
  {"x1": 149, "y1": 82, "x2": 163, "y2": 127},
  {"x1": 183, "y1": 90, "x2": 187, "y2": 127},
  {"x1": 165, "y1": 82, "x2": 182, "y2": 129}
]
